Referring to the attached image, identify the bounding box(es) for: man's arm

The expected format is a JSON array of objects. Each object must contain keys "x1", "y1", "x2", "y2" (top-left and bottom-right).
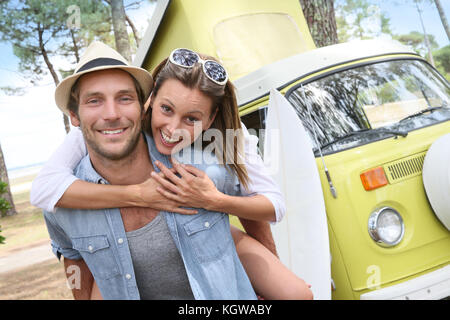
[
  {"x1": 239, "y1": 218, "x2": 278, "y2": 257},
  {"x1": 63, "y1": 257, "x2": 94, "y2": 300}
]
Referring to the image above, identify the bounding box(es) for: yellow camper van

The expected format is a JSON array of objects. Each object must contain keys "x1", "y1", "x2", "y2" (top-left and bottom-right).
[{"x1": 134, "y1": 0, "x2": 450, "y2": 300}]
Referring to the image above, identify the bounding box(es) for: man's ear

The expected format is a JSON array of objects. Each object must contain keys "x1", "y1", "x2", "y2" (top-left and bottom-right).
[{"x1": 69, "y1": 111, "x2": 80, "y2": 127}]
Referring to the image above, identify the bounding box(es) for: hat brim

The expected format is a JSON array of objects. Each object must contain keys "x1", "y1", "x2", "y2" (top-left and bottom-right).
[{"x1": 55, "y1": 65, "x2": 153, "y2": 115}]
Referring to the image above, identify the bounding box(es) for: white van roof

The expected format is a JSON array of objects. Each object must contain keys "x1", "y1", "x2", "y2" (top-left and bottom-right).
[{"x1": 234, "y1": 39, "x2": 418, "y2": 106}]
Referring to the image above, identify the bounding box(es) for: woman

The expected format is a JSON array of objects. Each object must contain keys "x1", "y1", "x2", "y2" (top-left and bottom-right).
[{"x1": 31, "y1": 48, "x2": 312, "y2": 300}]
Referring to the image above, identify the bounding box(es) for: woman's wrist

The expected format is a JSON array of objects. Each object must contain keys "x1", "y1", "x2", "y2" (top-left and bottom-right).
[
  {"x1": 206, "y1": 191, "x2": 229, "y2": 212},
  {"x1": 125, "y1": 184, "x2": 147, "y2": 207}
]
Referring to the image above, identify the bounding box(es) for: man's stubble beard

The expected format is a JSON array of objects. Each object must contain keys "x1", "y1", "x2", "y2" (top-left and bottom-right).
[{"x1": 81, "y1": 121, "x2": 143, "y2": 162}]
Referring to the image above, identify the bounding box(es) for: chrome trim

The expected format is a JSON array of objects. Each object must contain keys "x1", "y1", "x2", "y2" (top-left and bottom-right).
[{"x1": 368, "y1": 207, "x2": 405, "y2": 247}]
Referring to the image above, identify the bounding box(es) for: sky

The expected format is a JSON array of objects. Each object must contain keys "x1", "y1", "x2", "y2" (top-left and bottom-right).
[{"x1": 0, "y1": 0, "x2": 449, "y2": 176}]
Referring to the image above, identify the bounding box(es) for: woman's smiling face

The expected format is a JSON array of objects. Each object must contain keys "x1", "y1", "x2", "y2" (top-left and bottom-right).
[{"x1": 150, "y1": 78, "x2": 217, "y2": 155}]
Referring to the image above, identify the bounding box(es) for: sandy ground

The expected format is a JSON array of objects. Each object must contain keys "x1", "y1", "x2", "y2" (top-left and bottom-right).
[
  {"x1": 0, "y1": 257, "x2": 72, "y2": 300},
  {"x1": 0, "y1": 239, "x2": 53, "y2": 273},
  {"x1": 0, "y1": 170, "x2": 74, "y2": 300}
]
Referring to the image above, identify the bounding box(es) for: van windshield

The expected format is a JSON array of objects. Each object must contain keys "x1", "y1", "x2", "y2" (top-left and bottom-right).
[{"x1": 286, "y1": 59, "x2": 450, "y2": 155}]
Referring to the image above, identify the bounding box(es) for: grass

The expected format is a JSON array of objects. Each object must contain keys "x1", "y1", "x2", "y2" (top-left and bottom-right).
[
  {"x1": 0, "y1": 177, "x2": 73, "y2": 300},
  {"x1": 0, "y1": 259, "x2": 72, "y2": 300},
  {"x1": 0, "y1": 189, "x2": 49, "y2": 255}
]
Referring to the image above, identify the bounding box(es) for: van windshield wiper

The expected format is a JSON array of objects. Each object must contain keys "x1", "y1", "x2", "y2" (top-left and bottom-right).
[
  {"x1": 399, "y1": 106, "x2": 444, "y2": 123},
  {"x1": 321, "y1": 128, "x2": 408, "y2": 150}
]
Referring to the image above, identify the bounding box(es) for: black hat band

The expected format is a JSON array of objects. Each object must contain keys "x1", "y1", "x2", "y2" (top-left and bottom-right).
[{"x1": 77, "y1": 58, "x2": 127, "y2": 73}]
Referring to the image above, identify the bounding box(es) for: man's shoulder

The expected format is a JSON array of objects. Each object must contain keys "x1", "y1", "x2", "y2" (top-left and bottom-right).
[{"x1": 74, "y1": 154, "x2": 102, "y2": 183}]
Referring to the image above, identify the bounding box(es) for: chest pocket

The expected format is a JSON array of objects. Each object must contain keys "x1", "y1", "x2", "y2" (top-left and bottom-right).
[
  {"x1": 72, "y1": 235, "x2": 120, "y2": 280},
  {"x1": 183, "y1": 213, "x2": 232, "y2": 264}
]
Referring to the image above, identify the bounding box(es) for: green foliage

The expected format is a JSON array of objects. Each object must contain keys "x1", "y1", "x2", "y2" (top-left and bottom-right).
[
  {"x1": 335, "y1": 0, "x2": 393, "y2": 42},
  {"x1": 0, "y1": 0, "x2": 114, "y2": 89},
  {"x1": 433, "y1": 45, "x2": 450, "y2": 80},
  {"x1": 0, "y1": 181, "x2": 11, "y2": 218},
  {"x1": 0, "y1": 225, "x2": 4, "y2": 244},
  {"x1": 394, "y1": 31, "x2": 439, "y2": 57},
  {"x1": 0, "y1": 181, "x2": 10, "y2": 244}
]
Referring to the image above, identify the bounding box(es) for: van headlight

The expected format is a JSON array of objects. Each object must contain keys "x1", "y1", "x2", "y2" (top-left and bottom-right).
[{"x1": 368, "y1": 207, "x2": 404, "y2": 247}]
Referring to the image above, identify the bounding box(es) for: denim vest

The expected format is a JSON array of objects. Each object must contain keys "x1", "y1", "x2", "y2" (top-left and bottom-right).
[{"x1": 44, "y1": 134, "x2": 257, "y2": 300}]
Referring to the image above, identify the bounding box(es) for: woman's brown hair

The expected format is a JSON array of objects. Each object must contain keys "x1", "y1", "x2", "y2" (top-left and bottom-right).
[{"x1": 143, "y1": 54, "x2": 250, "y2": 189}]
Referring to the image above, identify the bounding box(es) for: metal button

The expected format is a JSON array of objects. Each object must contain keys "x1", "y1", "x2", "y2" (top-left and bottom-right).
[
  {"x1": 125, "y1": 274, "x2": 132, "y2": 280},
  {"x1": 204, "y1": 222, "x2": 210, "y2": 228}
]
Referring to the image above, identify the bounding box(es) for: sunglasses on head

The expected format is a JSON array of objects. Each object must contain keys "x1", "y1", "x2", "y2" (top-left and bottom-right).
[{"x1": 169, "y1": 48, "x2": 228, "y2": 86}]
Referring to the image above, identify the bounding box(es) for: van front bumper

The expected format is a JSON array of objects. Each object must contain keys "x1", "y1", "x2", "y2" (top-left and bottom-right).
[{"x1": 360, "y1": 264, "x2": 450, "y2": 300}]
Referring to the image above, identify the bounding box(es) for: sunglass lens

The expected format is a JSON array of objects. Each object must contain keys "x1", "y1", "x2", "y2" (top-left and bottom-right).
[
  {"x1": 172, "y1": 49, "x2": 198, "y2": 67},
  {"x1": 204, "y1": 61, "x2": 227, "y2": 83}
]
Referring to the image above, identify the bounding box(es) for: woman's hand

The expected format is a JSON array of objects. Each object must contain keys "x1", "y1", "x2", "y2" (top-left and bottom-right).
[
  {"x1": 151, "y1": 159, "x2": 223, "y2": 211},
  {"x1": 137, "y1": 174, "x2": 198, "y2": 215}
]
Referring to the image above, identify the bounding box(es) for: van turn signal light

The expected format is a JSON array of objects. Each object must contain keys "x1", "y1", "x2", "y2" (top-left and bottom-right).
[{"x1": 360, "y1": 167, "x2": 388, "y2": 191}]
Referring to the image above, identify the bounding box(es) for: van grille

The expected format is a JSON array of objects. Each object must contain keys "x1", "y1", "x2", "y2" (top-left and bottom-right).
[{"x1": 383, "y1": 152, "x2": 426, "y2": 184}]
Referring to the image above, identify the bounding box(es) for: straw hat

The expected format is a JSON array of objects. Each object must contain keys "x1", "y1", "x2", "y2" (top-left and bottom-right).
[{"x1": 55, "y1": 41, "x2": 153, "y2": 115}]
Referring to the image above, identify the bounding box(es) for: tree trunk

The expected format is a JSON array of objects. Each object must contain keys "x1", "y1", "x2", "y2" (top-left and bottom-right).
[
  {"x1": 299, "y1": 0, "x2": 339, "y2": 47},
  {"x1": 70, "y1": 29, "x2": 80, "y2": 63},
  {"x1": 126, "y1": 14, "x2": 140, "y2": 47},
  {"x1": 415, "y1": 0, "x2": 436, "y2": 67},
  {"x1": 110, "y1": 0, "x2": 132, "y2": 61},
  {"x1": 434, "y1": 0, "x2": 450, "y2": 42},
  {"x1": 38, "y1": 24, "x2": 71, "y2": 133},
  {"x1": 0, "y1": 143, "x2": 16, "y2": 216}
]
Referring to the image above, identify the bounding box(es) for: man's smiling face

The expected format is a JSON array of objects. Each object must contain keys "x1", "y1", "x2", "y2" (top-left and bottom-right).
[{"x1": 70, "y1": 69, "x2": 144, "y2": 161}]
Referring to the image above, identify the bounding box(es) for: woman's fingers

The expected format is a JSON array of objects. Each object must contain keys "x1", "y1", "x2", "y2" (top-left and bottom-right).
[
  {"x1": 180, "y1": 163, "x2": 205, "y2": 178},
  {"x1": 156, "y1": 186, "x2": 183, "y2": 202},
  {"x1": 170, "y1": 206, "x2": 198, "y2": 215},
  {"x1": 154, "y1": 161, "x2": 182, "y2": 185},
  {"x1": 170, "y1": 158, "x2": 196, "y2": 181},
  {"x1": 151, "y1": 171, "x2": 181, "y2": 195}
]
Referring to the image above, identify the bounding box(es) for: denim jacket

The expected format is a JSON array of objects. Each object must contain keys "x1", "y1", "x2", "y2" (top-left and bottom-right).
[{"x1": 44, "y1": 134, "x2": 257, "y2": 300}]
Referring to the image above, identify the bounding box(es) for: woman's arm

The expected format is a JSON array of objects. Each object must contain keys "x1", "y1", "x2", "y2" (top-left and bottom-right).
[
  {"x1": 152, "y1": 159, "x2": 276, "y2": 221},
  {"x1": 31, "y1": 128, "x2": 196, "y2": 214},
  {"x1": 58, "y1": 177, "x2": 197, "y2": 214},
  {"x1": 150, "y1": 123, "x2": 285, "y2": 222},
  {"x1": 240, "y1": 122, "x2": 286, "y2": 223},
  {"x1": 30, "y1": 127, "x2": 86, "y2": 212}
]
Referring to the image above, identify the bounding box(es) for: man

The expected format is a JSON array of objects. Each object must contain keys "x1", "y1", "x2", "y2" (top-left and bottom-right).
[{"x1": 44, "y1": 42, "x2": 277, "y2": 300}]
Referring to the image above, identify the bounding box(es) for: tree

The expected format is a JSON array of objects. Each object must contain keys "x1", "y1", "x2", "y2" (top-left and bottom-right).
[
  {"x1": 110, "y1": 0, "x2": 132, "y2": 61},
  {"x1": 395, "y1": 31, "x2": 439, "y2": 58},
  {"x1": 434, "y1": 45, "x2": 450, "y2": 80},
  {"x1": 0, "y1": 143, "x2": 16, "y2": 217},
  {"x1": 0, "y1": 0, "x2": 73, "y2": 133},
  {"x1": 299, "y1": 0, "x2": 339, "y2": 47},
  {"x1": 414, "y1": 0, "x2": 436, "y2": 66},
  {"x1": 335, "y1": 0, "x2": 393, "y2": 43},
  {"x1": 0, "y1": 225, "x2": 4, "y2": 244},
  {"x1": 434, "y1": 0, "x2": 450, "y2": 42}
]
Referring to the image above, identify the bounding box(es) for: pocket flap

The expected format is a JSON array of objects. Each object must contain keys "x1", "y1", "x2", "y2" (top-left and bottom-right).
[
  {"x1": 183, "y1": 213, "x2": 226, "y2": 236},
  {"x1": 72, "y1": 235, "x2": 110, "y2": 253}
]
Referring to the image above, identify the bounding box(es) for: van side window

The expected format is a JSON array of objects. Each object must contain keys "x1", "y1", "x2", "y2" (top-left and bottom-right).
[{"x1": 241, "y1": 107, "x2": 268, "y2": 155}]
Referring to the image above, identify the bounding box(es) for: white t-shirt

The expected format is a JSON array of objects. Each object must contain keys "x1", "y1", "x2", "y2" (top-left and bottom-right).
[{"x1": 30, "y1": 123, "x2": 285, "y2": 223}]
